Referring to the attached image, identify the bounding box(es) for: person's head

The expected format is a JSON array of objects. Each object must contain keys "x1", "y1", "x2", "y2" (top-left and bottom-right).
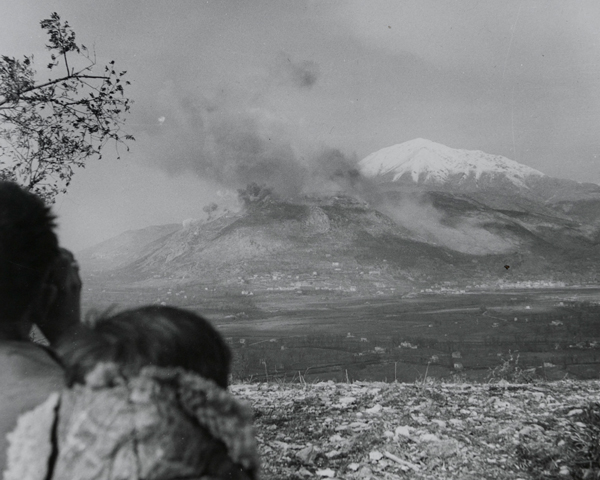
[
  {"x1": 0, "y1": 181, "x2": 59, "y2": 325},
  {"x1": 56, "y1": 305, "x2": 232, "y2": 388}
]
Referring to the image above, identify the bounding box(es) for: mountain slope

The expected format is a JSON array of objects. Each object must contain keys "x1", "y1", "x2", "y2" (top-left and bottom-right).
[
  {"x1": 79, "y1": 140, "x2": 600, "y2": 289},
  {"x1": 78, "y1": 224, "x2": 181, "y2": 272},
  {"x1": 359, "y1": 138, "x2": 545, "y2": 188},
  {"x1": 109, "y1": 197, "x2": 460, "y2": 291},
  {"x1": 359, "y1": 138, "x2": 600, "y2": 205},
  {"x1": 381, "y1": 190, "x2": 600, "y2": 255},
  {"x1": 81, "y1": 194, "x2": 600, "y2": 291}
]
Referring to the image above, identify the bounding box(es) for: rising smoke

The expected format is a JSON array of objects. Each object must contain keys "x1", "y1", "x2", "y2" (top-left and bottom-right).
[
  {"x1": 136, "y1": 55, "x2": 513, "y2": 255},
  {"x1": 137, "y1": 54, "x2": 359, "y2": 199},
  {"x1": 272, "y1": 52, "x2": 320, "y2": 90},
  {"x1": 377, "y1": 194, "x2": 516, "y2": 254}
]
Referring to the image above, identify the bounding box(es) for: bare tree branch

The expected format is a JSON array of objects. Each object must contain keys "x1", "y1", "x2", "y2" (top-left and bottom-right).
[{"x1": 0, "y1": 12, "x2": 133, "y2": 203}]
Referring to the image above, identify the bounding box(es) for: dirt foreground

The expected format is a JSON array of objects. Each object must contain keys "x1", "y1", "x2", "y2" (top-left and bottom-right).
[{"x1": 231, "y1": 380, "x2": 600, "y2": 480}]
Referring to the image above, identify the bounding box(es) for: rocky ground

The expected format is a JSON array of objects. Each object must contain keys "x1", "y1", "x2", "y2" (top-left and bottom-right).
[{"x1": 231, "y1": 379, "x2": 600, "y2": 480}]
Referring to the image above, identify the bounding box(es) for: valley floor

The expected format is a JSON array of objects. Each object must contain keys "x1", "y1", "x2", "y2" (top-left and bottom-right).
[
  {"x1": 82, "y1": 284, "x2": 600, "y2": 383},
  {"x1": 232, "y1": 379, "x2": 600, "y2": 480}
]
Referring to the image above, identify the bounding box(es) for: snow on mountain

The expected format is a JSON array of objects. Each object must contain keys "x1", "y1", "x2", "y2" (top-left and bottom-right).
[{"x1": 359, "y1": 138, "x2": 545, "y2": 188}]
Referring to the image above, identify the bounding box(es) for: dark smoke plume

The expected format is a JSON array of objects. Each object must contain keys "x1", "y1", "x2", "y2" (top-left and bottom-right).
[
  {"x1": 137, "y1": 75, "x2": 364, "y2": 199},
  {"x1": 137, "y1": 81, "x2": 514, "y2": 255},
  {"x1": 273, "y1": 52, "x2": 320, "y2": 89},
  {"x1": 137, "y1": 81, "x2": 311, "y2": 196},
  {"x1": 134, "y1": 48, "x2": 335, "y2": 199}
]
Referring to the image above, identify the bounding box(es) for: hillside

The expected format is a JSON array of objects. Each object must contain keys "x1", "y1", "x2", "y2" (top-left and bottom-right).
[
  {"x1": 236, "y1": 378, "x2": 600, "y2": 480},
  {"x1": 78, "y1": 223, "x2": 181, "y2": 271},
  {"x1": 359, "y1": 138, "x2": 600, "y2": 205},
  {"x1": 80, "y1": 193, "x2": 600, "y2": 292},
  {"x1": 358, "y1": 138, "x2": 545, "y2": 190},
  {"x1": 78, "y1": 140, "x2": 600, "y2": 290},
  {"x1": 83, "y1": 196, "x2": 453, "y2": 289}
]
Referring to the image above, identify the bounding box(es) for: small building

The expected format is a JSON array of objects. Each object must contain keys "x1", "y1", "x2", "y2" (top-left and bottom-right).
[
  {"x1": 452, "y1": 351, "x2": 462, "y2": 359},
  {"x1": 360, "y1": 337, "x2": 368, "y2": 342},
  {"x1": 453, "y1": 363, "x2": 464, "y2": 370}
]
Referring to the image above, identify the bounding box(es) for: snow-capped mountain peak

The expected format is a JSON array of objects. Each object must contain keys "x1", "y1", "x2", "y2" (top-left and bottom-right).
[{"x1": 358, "y1": 138, "x2": 545, "y2": 188}]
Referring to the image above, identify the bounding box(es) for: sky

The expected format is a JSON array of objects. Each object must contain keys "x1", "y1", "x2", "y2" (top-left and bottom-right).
[{"x1": 2, "y1": 1, "x2": 600, "y2": 251}]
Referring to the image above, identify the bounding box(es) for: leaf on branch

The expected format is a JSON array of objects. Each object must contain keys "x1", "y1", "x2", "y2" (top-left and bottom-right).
[{"x1": 2, "y1": 12, "x2": 134, "y2": 203}]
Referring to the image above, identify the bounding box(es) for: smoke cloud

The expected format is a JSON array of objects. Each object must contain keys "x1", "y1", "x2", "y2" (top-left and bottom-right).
[
  {"x1": 137, "y1": 83, "x2": 301, "y2": 195},
  {"x1": 135, "y1": 56, "x2": 515, "y2": 256},
  {"x1": 376, "y1": 194, "x2": 517, "y2": 255},
  {"x1": 273, "y1": 52, "x2": 320, "y2": 89},
  {"x1": 136, "y1": 54, "x2": 350, "y2": 200}
]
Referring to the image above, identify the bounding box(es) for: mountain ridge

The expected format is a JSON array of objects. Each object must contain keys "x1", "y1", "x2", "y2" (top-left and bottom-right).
[
  {"x1": 359, "y1": 138, "x2": 600, "y2": 204},
  {"x1": 79, "y1": 139, "x2": 600, "y2": 290},
  {"x1": 359, "y1": 138, "x2": 545, "y2": 187},
  {"x1": 80, "y1": 193, "x2": 600, "y2": 291}
]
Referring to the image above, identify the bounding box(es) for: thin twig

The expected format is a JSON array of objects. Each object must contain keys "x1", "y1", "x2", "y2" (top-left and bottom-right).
[{"x1": 0, "y1": 75, "x2": 109, "y2": 107}]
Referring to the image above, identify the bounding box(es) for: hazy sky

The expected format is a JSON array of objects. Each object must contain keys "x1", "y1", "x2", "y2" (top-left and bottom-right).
[{"x1": 2, "y1": 1, "x2": 600, "y2": 250}]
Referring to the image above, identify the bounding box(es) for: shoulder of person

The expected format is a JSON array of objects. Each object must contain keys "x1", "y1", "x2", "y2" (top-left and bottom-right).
[
  {"x1": 0, "y1": 341, "x2": 64, "y2": 376},
  {"x1": 3, "y1": 392, "x2": 60, "y2": 480},
  {"x1": 0, "y1": 342, "x2": 65, "y2": 479},
  {"x1": 0, "y1": 340, "x2": 64, "y2": 412}
]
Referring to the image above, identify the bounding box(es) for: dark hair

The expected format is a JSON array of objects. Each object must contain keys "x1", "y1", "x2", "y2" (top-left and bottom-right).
[
  {"x1": 0, "y1": 181, "x2": 59, "y2": 322},
  {"x1": 56, "y1": 305, "x2": 232, "y2": 389}
]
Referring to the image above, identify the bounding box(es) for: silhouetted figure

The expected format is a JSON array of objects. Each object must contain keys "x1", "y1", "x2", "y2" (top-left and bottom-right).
[
  {"x1": 0, "y1": 181, "x2": 81, "y2": 474},
  {"x1": 4, "y1": 306, "x2": 259, "y2": 480}
]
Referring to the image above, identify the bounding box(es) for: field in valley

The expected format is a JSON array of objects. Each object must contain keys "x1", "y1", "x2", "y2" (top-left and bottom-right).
[{"x1": 81, "y1": 280, "x2": 600, "y2": 384}]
